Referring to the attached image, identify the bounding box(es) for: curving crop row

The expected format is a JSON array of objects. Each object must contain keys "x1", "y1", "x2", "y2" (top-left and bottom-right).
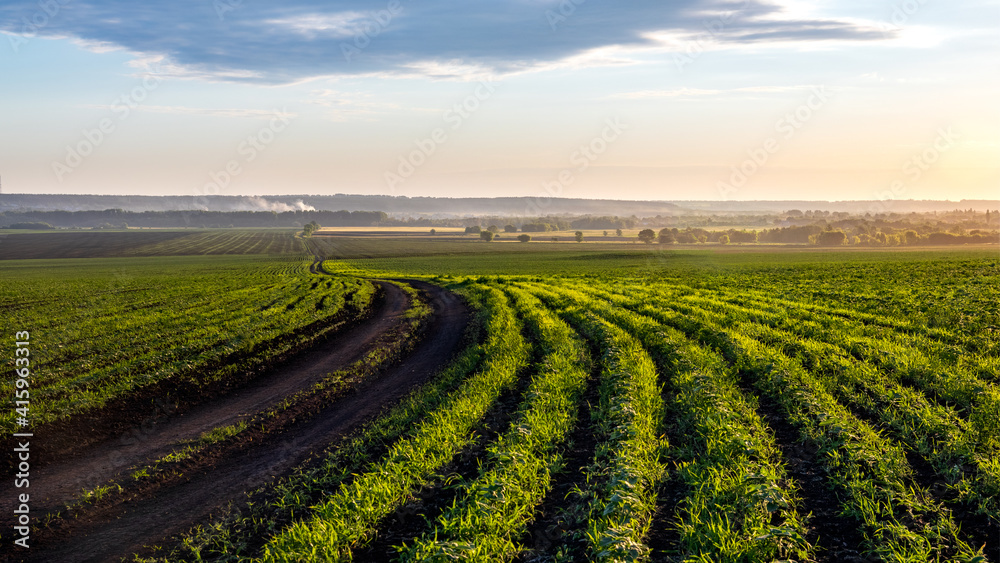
[
  {"x1": 398, "y1": 286, "x2": 590, "y2": 562},
  {"x1": 260, "y1": 284, "x2": 529, "y2": 562},
  {"x1": 595, "y1": 287, "x2": 985, "y2": 562},
  {"x1": 525, "y1": 284, "x2": 666, "y2": 563},
  {"x1": 541, "y1": 282, "x2": 812, "y2": 562},
  {"x1": 615, "y1": 285, "x2": 1000, "y2": 520}
]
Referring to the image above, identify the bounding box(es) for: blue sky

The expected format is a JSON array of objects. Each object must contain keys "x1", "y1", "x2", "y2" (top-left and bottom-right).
[{"x1": 1, "y1": 0, "x2": 997, "y2": 201}]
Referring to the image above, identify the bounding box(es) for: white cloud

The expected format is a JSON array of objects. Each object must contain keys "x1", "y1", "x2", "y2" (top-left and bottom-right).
[
  {"x1": 266, "y1": 13, "x2": 367, "y2": 39},
  {"x1": 611, "y1": 85, "x2": 818, "y2": 99}
]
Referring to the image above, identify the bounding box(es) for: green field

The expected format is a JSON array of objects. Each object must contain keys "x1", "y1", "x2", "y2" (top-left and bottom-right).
[
  {"x1": 3, "y1": 229, "x2": 998, "y2": 562},
  {"x1": 0, "y1": 254, "x2": 373, "y2": 429}
]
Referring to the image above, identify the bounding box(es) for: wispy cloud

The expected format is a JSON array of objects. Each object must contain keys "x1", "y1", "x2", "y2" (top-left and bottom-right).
[
  {"x1": 611, "y1": 85, "x2": 818, "y2": 99},
  {"x1": 307, "y1": 89, "x2": 435, "y2": 121},
  {"x1": 77, "y1": 104, "x2": 297, "y2": 119}
]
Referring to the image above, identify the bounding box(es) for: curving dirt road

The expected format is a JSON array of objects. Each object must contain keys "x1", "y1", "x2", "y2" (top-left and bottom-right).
[
  {"x1": 2, "y1": 279, "x2": 469, "y2": 563},
  {"x1": 1, "y1": 281, "x2": 407, "y2": 519}
]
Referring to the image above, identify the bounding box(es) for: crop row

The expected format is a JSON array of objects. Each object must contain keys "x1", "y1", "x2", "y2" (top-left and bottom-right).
[
  {"x1": 1, "y1": 257, "x2": 371, "y2": 430},
  {"x1": 261, "y1": 284, "x2": 529, "y2": 561},
  {"x1": 397, "y1": 287, "x2": 590, "y2": 561},
  {"x1": 595, "y1": 281, "x2": 1000, "y2": 517},
  {"x1": 131, "y1": 230, "x2": 309, "y2": 256},
  {"x1": 527, "y1": 282, "x2": 811, "y2": 561},
  {"x1": 563, "y1": 278, "x2": 988, "y2": 561}
]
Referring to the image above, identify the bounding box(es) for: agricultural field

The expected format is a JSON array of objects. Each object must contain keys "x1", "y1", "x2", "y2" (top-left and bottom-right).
[
  {"x1": 0, "y1": 254, "x2": 375, "y2": 431},
  {"x1": 0, "y1": 229, "x2": 309, "y2": 259},
  {"x1": 1, "y1": 231, "x2": 998, "y2": 562}
]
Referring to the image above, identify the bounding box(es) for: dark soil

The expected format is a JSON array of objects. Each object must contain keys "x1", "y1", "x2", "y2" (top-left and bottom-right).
[
  {"x1": 749, "y1": 388, "x2": 876, "y2": 563},
  {"x1": 515, "y1": 337, "x2": 601, "y2": 563},
  {"x1": 0, "y1": 231, "x2": 194, "y2": 260}
]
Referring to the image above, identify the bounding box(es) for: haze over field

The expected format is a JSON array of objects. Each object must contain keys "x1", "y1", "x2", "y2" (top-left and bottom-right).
[{"x1": 1, "y1": 1, "x2": 997, "y2": 202}]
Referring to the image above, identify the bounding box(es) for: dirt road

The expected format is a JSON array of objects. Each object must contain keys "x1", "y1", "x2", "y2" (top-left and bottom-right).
[{"x1": 2, "y1": 279, "x2": 469, "y2": 563}]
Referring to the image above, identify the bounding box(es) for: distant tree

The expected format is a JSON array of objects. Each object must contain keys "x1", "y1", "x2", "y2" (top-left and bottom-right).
[
  {"x1": 616, "y1": 228, "x2": 623, "y2": 237},
  {"x1": 603, "y1": 230, "x2": 609, "y2": 237},
  {"x1": 430, "y1": 228, "x2": 437, "y2": 235},
  {"x1": 758, "y1": 225, "x2": 822, "y2": 244},
  {"x1": 718, "y1": 234, "x2": 730, "y2": 245},
  {"x1": 517, "y1": 234, "x2": 531, "y2": 243},
  {"x1": 302, "y1": 220, "x2": 320, "y2": 237},
  {"x1": 676, "y1": 231, "x2": 697, "y2": 244},
  {"x1": 551, "y1": 236, "x2": 559, "y2": 242},
  {"x1": 658, "y1": 229, "x2": 675, "y2": 244},
  {"x1": 504, "y1": 224, "x2": 518, "y2": 233},
  {"x1": 902, "y1": 230, "x2": 920, "y2": 245},
  {"x1": 727, "y1": 229, "x2": 758, "y2": 243},
  {"x1": 638, "y1": 229, "x2": 656, "y2": 244},
  {"x1": 575, "y1": 231, "x2": 584, "y2": 243},
  {"x1": 465, "y1": 226, "x2": 481, "y2": 235},
  {"x1": 487, "y1": 225, "x2": 500, "y2": 234},
  {"x1": 480, "y1": 230, "x2": 495, "y2": 242},
  {"x1": 814, "y1": 230, "x2": 848, "y2": 246}
]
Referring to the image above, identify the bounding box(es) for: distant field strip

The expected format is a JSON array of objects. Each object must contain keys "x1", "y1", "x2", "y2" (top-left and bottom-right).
[
  {"x1": 0, "y1": 230, "x2": 308, "y2": 259},
  {"x1": 132, "y1": 230, "x2": 308, "y2": 256}
]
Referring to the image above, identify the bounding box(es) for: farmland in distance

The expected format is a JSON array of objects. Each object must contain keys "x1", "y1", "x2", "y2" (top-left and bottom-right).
[{"x1": 1, "y1": 228, "x2": 997, "y2": 562}]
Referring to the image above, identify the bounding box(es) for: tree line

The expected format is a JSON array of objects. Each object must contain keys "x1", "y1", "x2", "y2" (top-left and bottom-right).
[{"x1": 635, "y1": 225, "x2": 998, "y2": 246}]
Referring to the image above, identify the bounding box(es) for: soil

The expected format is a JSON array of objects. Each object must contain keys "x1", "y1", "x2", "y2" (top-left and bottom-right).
[{"x1": 750, "y1": 390, "x2": 876, "y2": 563}]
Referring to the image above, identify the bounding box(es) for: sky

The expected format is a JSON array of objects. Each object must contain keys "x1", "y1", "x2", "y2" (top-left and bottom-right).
[{"x1": 1, "y1": 0, "x2": 997, "y2": 202}]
